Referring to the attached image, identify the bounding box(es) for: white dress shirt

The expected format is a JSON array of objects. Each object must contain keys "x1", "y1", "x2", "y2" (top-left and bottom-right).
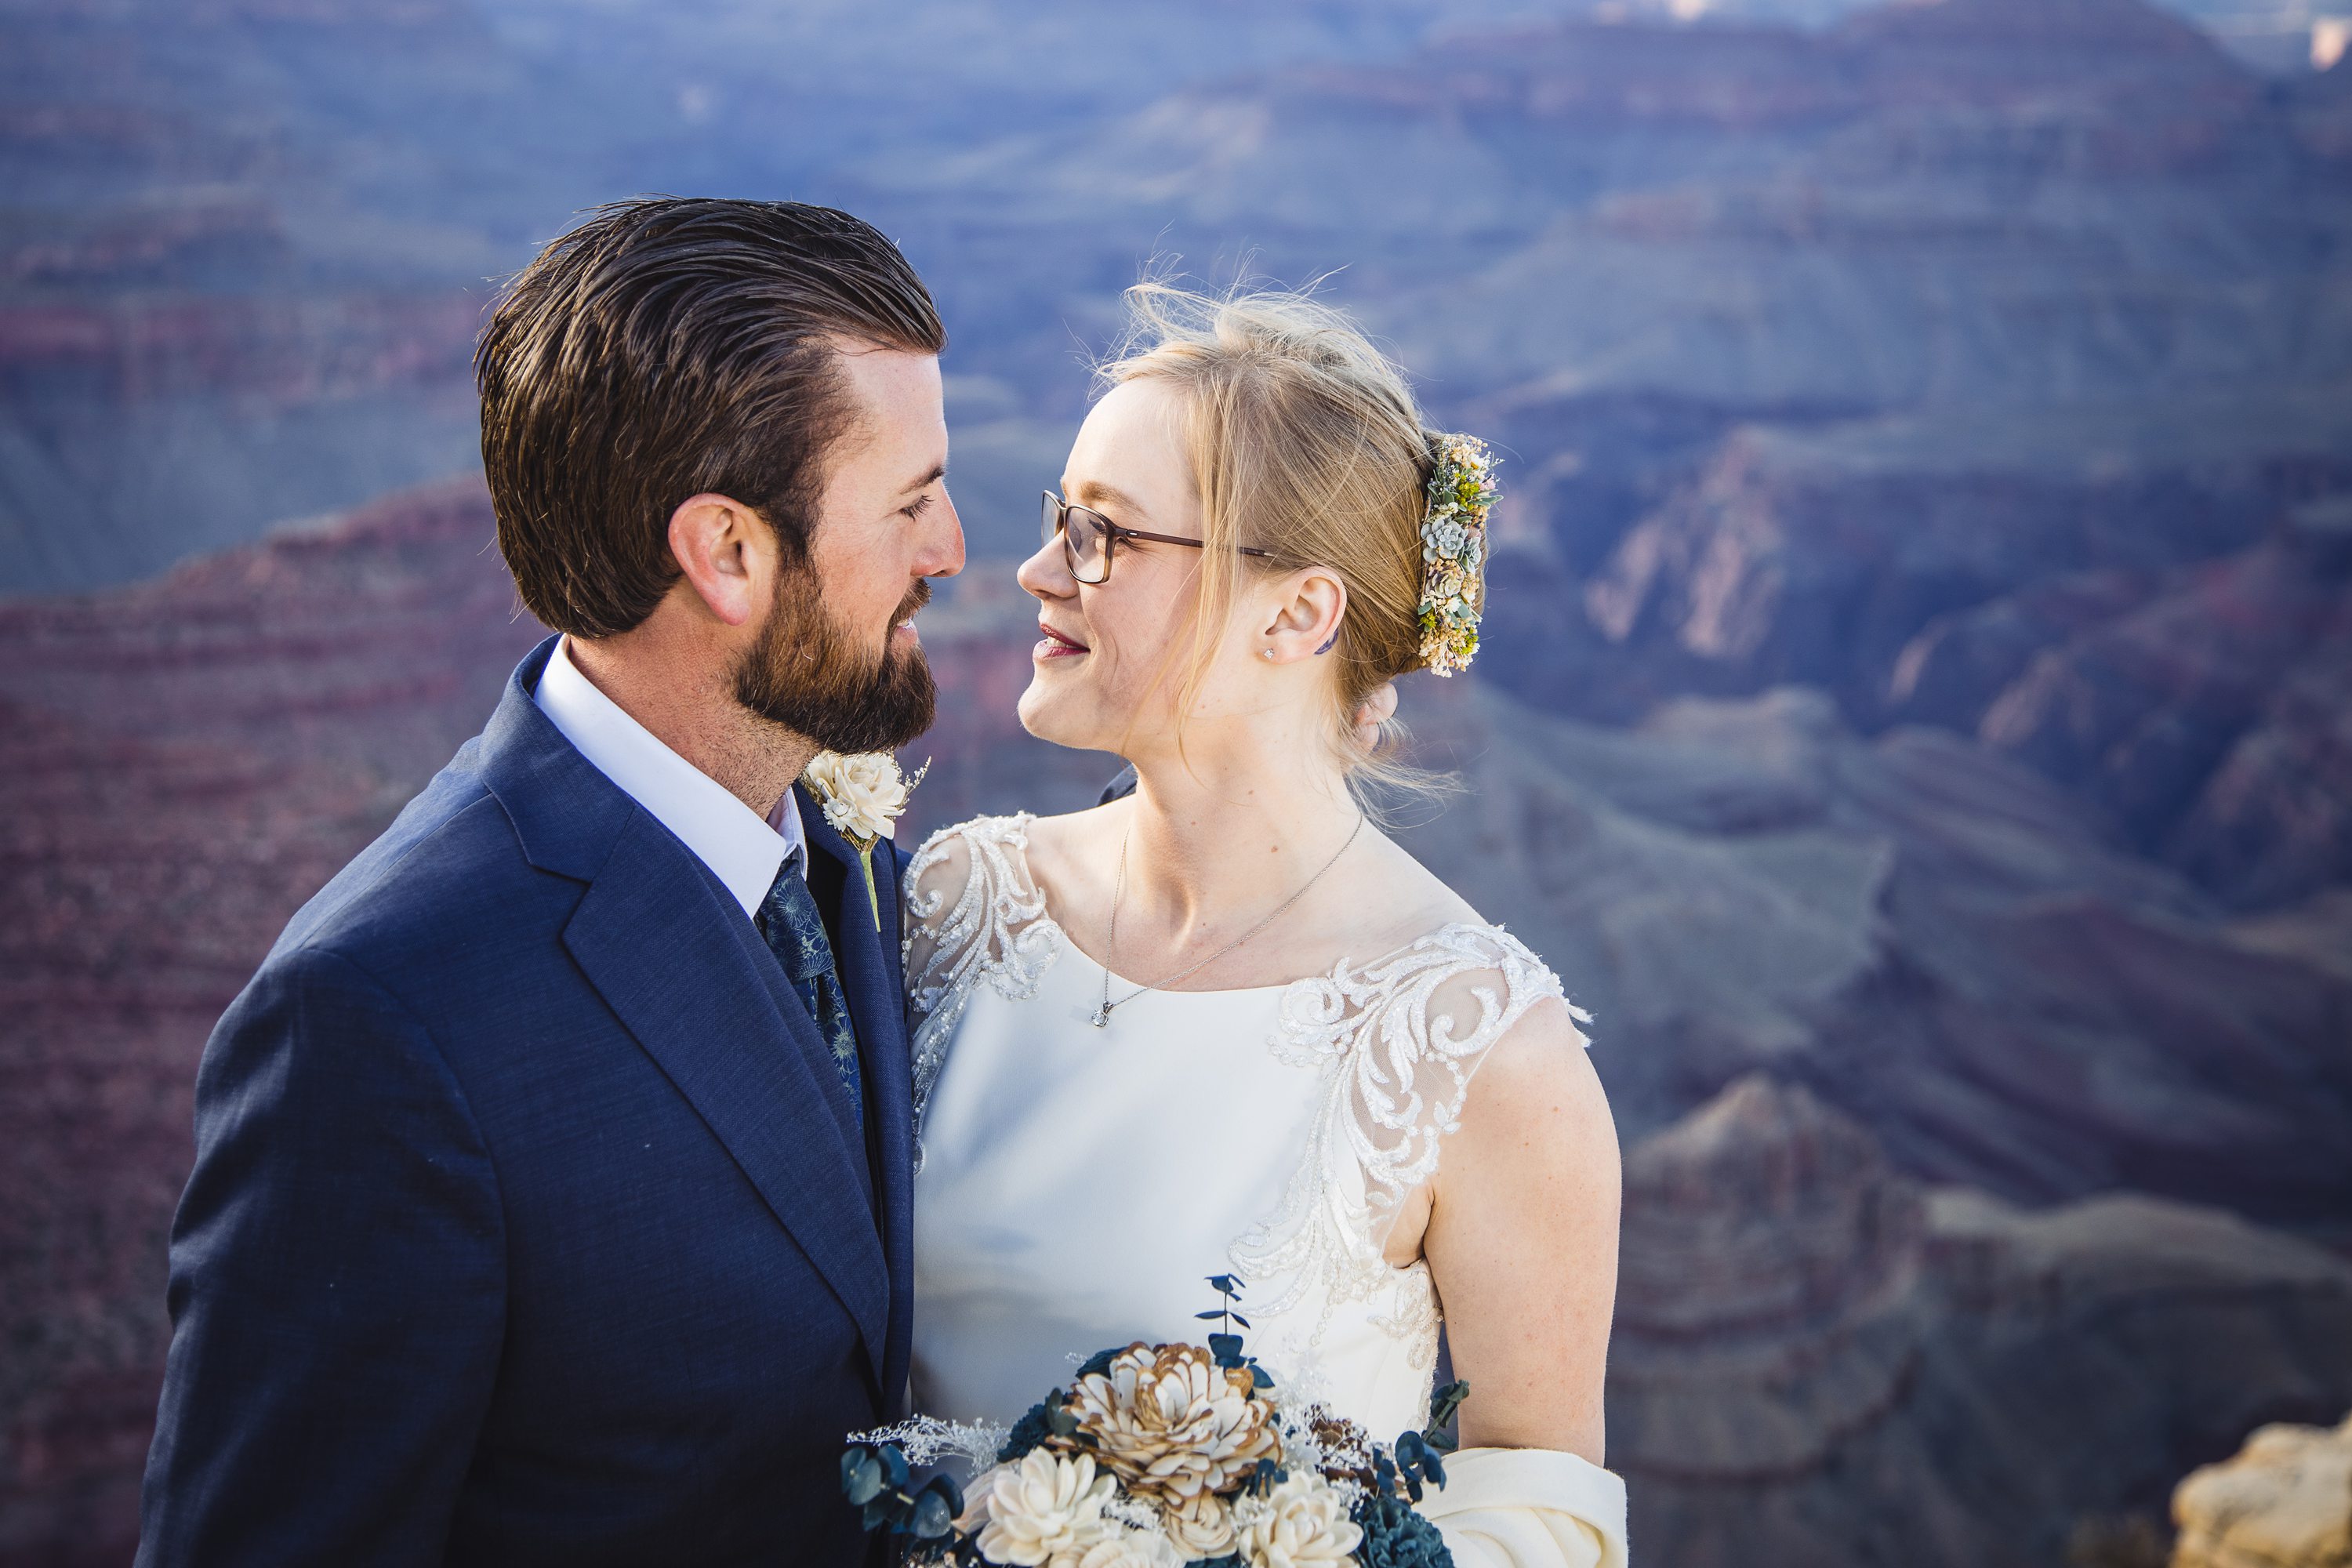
[{"x1": 533, "y1": 635, "x2": 808, "y2": 918}]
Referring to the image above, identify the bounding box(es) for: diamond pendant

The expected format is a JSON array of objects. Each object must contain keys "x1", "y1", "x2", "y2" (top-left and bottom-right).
[{"x1": 1091, "y1": 1003, "x2": 1112, "y2": 1029}]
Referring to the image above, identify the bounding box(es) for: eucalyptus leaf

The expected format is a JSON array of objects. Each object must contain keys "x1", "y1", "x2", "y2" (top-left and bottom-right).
[
  {"x1": 909, "y1": 1489, "x2": 953, "y2": 1539},
  {"x1": 1426, "y1": 1379, "x2": 1471, "y2": 1437}
]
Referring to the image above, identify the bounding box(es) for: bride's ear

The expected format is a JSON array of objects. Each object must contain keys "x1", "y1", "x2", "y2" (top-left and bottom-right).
[{"x1": 1258, "y1": 566, "x2": 1348, "y2": 665}]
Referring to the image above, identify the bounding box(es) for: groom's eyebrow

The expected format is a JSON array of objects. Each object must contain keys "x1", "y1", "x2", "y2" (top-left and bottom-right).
[{"x1": 898, "y1": 462, "x2": 947, "y2": 497}]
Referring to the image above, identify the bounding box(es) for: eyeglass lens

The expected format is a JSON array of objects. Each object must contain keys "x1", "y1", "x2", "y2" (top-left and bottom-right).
[{"x1": 1042, "y1": 493, "x2": 1110, "y2": 583}]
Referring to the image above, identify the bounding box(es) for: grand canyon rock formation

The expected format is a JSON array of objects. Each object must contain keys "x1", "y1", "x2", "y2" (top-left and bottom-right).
[
  {"x1": 1615, "y1": 1077, "x2": 2352, "y2": 1568},
  {"x1": 0, "y1": 482, "x2": 542, "y2": 1565},
  {"x1": 1392, "y1": 677, "x2": 2350, "y2": 1222},
  {"x1": 6, "y1": 0, "x2": 2350, "y2": 1562}
]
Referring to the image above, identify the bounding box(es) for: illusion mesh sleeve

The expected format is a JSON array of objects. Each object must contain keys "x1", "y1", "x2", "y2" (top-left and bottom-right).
[{"x1": 899, "y1": 815, "x2": 1056, "y2": 1137}]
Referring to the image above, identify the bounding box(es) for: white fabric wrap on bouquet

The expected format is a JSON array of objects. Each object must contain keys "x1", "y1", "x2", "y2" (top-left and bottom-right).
[{"x1": 1420, "y1": 1446, "x2": 1629, "y2": 1568}]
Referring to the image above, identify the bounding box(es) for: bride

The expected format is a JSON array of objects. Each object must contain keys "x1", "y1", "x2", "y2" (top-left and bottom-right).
[{"x1": 898, "y1": 286, "x2": 1626, "y2": 1568}]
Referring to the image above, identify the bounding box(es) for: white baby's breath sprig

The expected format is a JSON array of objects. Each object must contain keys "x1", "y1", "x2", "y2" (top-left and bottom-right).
[
  {"x1": 1415, "y1": 433, "x2": 1497, "y2": 677},
  {"x1": 848, "y1": 1415, "x2": 1011, "y2": 1473}
]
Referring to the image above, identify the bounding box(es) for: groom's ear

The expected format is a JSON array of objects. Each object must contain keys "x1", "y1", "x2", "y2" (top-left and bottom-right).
[{"x1": 666, "y1": 492, "x2": 776, "y2": 628}]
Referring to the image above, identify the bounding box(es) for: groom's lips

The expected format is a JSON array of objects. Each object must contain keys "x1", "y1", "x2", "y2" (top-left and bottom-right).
[
  {"x1": 889, "y1": 581, "x2": 932, "y2": 648},
  {"x1": 1036, "y1": 620, "x2": 1089, "y2": 660}
]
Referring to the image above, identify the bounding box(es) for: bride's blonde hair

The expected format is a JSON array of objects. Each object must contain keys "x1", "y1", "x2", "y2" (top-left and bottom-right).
[{"x1": 1099, "y1": 283, "x2": 1462, "y2": 796}]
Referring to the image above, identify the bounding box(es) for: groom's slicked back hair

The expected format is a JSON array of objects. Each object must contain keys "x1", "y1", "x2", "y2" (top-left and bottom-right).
[{"x1": 479, "y1": 196, "x2": 946, "y2": 638}]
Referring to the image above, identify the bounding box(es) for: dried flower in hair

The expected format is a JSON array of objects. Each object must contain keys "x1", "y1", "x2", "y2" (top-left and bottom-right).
[{"x1": 1414, "y1": 434, "x2": 1496, "y2": 677}]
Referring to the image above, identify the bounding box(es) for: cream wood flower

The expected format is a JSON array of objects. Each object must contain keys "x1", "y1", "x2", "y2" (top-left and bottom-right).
[
  {"x1": 1161, "y1": 1488, "x2": 1239, "y2": 1558},
  {"x1": 954, "y1": 1463, "x2": 1006, "y2": 1537},
  {"x1": 969, "y1": 1450, "x2": 1119, "y2": 1567},
  {"x1": 801, "y1": 750, "x2": 922, "y2": 849},
  {"x1": 1064, "y1": 1343, "x2": 1281, "y2": 1504},
  {"x1": 1236, "y1": 1471, "x2": 1363, "y2": 1568},
  {"x1": 1073, "y1": 1530, "x2": 1186, "y2": 1568}
]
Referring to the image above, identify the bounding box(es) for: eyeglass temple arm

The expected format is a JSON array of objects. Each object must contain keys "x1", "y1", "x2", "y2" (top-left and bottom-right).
[{"x1": 1114, "y1": 523, "x2": 1272, "y2": 560}]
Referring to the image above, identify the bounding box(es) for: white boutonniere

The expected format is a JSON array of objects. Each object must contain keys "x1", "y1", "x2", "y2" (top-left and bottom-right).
[{"x1": 801, "y1": 750, "x2": 927, "y2": 930}]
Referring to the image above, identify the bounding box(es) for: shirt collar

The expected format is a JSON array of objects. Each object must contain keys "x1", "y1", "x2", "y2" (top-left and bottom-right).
[{"x1": 532, "y1": 635, "x2": 807, "y2": 918}]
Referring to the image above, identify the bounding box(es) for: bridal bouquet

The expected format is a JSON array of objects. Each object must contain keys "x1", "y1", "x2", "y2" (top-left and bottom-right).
[{"x1": 842, "y1": 1277, "x2": 1465, "y2": 1568}]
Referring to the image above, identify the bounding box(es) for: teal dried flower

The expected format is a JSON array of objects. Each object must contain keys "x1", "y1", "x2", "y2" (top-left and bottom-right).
[
  {"x1": 997, "y1": 1374, "x2": 1095, "y2": 1463},
  {"x1": 997, "y1": 1399, "x2": 1055, "y2": 1464},
  {"x1": 1352, "y1": 1491, "x2": 1454, "y2": 1568}
]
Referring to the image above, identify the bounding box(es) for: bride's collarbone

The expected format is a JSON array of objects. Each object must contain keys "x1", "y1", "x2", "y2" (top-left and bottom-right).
[{"x1": 1013, "y1": 815, "x2": 1475, "y2": 993}]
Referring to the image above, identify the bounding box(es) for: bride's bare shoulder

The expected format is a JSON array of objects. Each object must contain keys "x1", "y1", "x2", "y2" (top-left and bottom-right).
[
  {"x1": 1007, "y1": 800, "x2": 1127, "y2": 897},
  {"x1": 1343, "y1": 828, "x2": 1485, "y2": 947}
]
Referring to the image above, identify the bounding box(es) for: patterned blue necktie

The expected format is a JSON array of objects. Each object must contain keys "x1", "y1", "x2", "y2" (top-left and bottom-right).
[{"x1": 755, "y1": 848, "x2": 864, "y2": 1130}]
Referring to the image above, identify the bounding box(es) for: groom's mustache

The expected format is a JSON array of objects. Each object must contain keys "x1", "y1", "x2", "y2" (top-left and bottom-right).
[{"x1": 892, "y1": 579, "x2": 933, "y2": 639}]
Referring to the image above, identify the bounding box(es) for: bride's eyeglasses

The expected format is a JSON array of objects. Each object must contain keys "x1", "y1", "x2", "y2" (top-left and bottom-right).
[{"x1": 1042, "y1": 491, "x2": 1271, "y2": 586}]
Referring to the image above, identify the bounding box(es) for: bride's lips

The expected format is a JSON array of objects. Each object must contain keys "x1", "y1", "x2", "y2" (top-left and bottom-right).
[{"x1": 1035, "y1": 620, "x2": 1089, "y2": 661}]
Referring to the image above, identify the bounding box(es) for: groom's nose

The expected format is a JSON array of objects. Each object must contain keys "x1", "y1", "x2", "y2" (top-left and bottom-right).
[{"x1": 917, "y1": 485, "x2": 966, "y2": 580}]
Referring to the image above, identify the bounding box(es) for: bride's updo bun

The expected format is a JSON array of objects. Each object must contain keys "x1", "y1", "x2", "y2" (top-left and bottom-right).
[{"x1": 1101, "y1": 284, "x2": 1465, "y2": 771}]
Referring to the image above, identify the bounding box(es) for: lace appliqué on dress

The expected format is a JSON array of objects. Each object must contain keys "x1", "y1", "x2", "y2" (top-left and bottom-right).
[
  {"x1": 902, "y1": 814, "x2": 1063, "y2": 1143},
  {"x1": 1229, "y1": 924, "x2": 1585, "y2": 1370}
]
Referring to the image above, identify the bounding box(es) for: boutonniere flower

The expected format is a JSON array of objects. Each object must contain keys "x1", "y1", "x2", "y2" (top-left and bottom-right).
[{"x1": 802, "y1": 750, "x2": 927, "y2": 929}]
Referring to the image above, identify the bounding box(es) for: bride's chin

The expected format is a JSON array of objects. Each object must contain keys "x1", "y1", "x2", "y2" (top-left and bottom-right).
[
  {"x1": 1014, "y1": 683, "x2": 1073, "y2": 744},
  {"x1": 1018, "y1": 685, "x2": 1123, "y2": 753}
]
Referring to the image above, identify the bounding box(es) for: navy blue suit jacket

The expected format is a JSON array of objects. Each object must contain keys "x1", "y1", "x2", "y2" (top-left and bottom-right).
[{"x1": 137, "y1": 637, "x2": 916, "y2": 1566}]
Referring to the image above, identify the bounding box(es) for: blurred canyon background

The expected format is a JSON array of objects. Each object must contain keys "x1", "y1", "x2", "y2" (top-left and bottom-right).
[{"x1": 4, "y1": 0, "x2": 2352, "y2": 1563}]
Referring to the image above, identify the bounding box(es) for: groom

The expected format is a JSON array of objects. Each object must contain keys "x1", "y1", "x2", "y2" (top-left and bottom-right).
[{"x1": 136, "y1": 198, "x2": 963, "y2": 1566}]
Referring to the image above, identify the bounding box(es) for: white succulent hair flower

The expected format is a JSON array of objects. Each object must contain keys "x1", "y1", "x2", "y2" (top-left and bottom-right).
[
  {"x1": 801, "y1": 750, "x2": 924, "y2": 849},
  {"x1": 1235, "y1": 1470, "x2": 1363, "y2": 1568},
  {"x1": 966, "y1": 1450, "x2": 1120, "y2": 1567}
]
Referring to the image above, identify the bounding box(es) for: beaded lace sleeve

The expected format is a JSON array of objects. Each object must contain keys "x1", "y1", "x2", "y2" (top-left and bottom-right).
[
  {"x1": 901, "y1": 814, "x2": 1061, "y2": 1138},
  {"x1": 1231, "y1": 924, "x2": 1588, "y2": 1351}
]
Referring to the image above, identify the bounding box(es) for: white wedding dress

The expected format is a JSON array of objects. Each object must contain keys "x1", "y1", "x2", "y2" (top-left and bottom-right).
[{"x1": 900, "y1": 815, "x2": 1629, "y2": 1568}]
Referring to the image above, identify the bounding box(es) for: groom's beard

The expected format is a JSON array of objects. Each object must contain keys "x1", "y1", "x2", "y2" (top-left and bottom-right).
[{"x1": 733, "y1": 572, "x2": 936, "y2": 755}]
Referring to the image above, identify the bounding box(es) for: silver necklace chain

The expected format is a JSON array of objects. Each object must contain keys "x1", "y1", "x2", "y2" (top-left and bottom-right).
[{"x1": 1092, "y1": 813, "x2": 1367, "y2": 1029}]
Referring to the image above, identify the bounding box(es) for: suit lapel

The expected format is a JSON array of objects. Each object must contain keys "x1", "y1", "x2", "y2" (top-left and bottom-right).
[
  {"x1": 795, "y1": 783, "x2": 916, "y2": 1407},
  {"x1": 480, "y1": 641, "x2": 902, "y2": 1399},
  {"x1": 561, "y1": 789, "x2": 890, "y2": 1372}
]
